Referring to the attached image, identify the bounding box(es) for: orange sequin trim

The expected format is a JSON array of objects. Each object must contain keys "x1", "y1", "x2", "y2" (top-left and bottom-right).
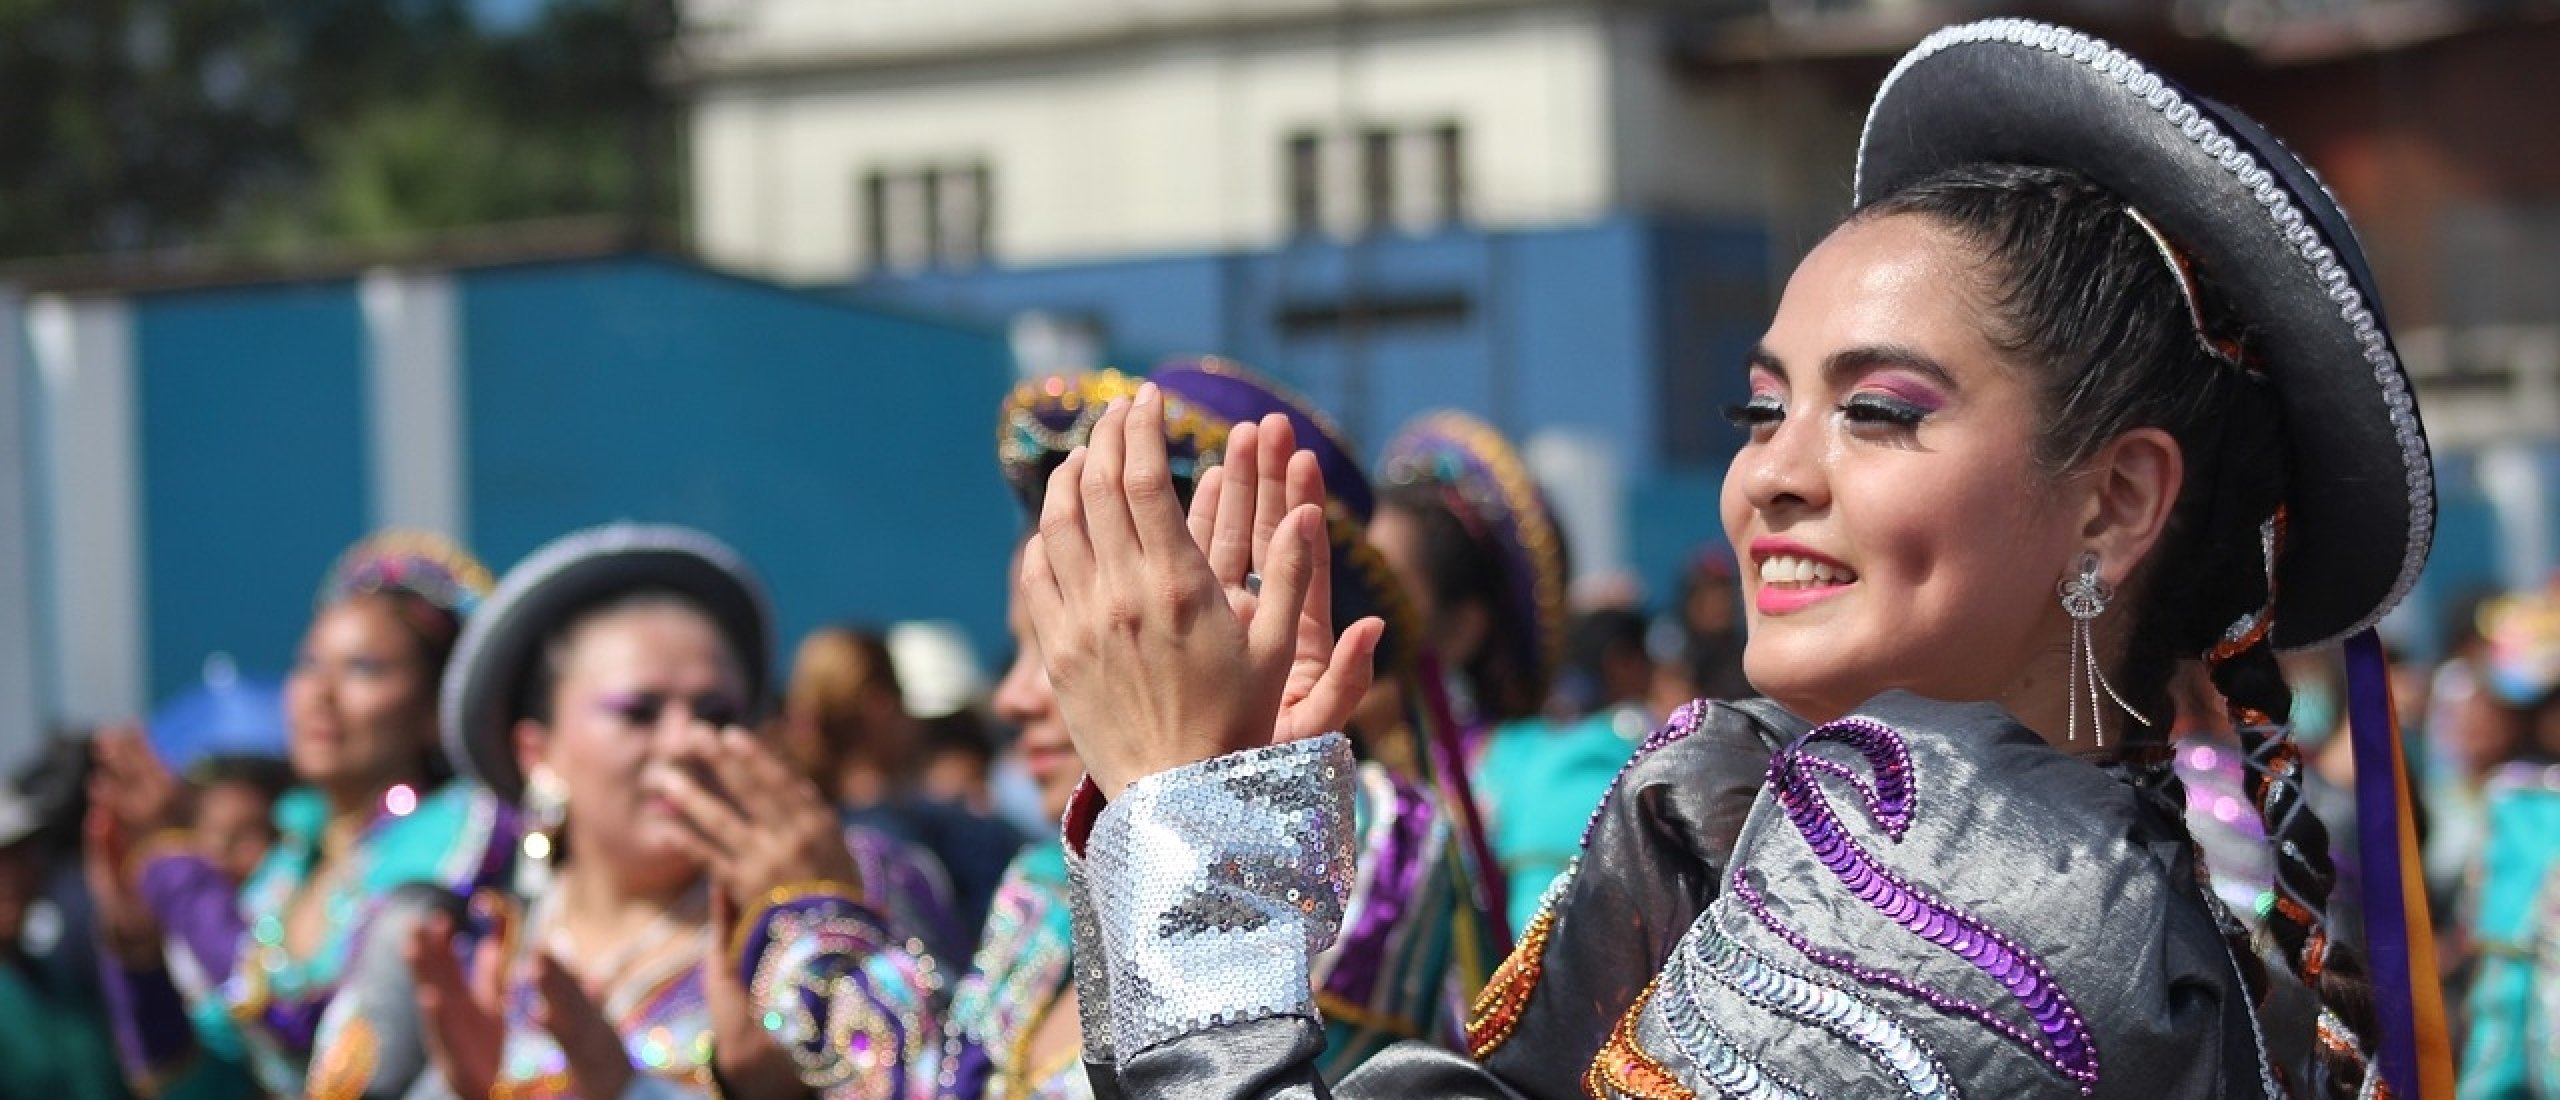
[
  {"x1": 2207, "y1": 509, "x2": 2287, "y2": 665},
  {"x1": 1465, "y1": 905, "x2": 1554, "y2": 1057},
  {"x1": 304, "y1": 1015, "x2": 377, "y2": 1100},
  {"x1": 1581, "y1": 979, "x2": 1696, "y2": 1100}
]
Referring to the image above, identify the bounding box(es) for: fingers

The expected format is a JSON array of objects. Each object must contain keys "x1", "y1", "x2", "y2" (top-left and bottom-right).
[
  {"x1": 708, "y1": 886, "x2": 738, "y2": 966},
  {"x1": 1250, "y1": 414, "x2": 1298, "y2": 570},
  {"x1": 1247, "y1": 506, "x2": 1324, "y2": 669},
  {"x1": 1037, "y1": 449, "x2": 1097, "y2": 599},
  {"x1": 1018, "y1": 533, "x2": 1069, "y2": 644},
  {"x1": 1208, "y1": 419, "x2": 1259, "y2": 586},
  {"x1": 534, "y1": 952, "x2": 635, "y2": 1100},
  {"x1": 1186, "y1": 464, "x2": 1224, "y2": 561},
  {"x1": 405, "y1": 913, "x2": 467, "y2": 1007},
  {"x1": 1288, "y1": 452, "x2": 1338, "y2": 640},
  {"x1": 467, "y1": 934, "x2": 510, "y2": 1015},
  {"x1": 1078, "y1": 398, "x2": 1143, "y2": 571},
  {"x1": 689, "y1": 726, "x2": 776, "y2": 826},
  {"x1": 1288, "y1": 617, "x2": 1384, "y2": 744},
  {"x1": 1121, "y1": 384, "x2": 1194, "y2": 553},
  {"x1": 649, "y1": 762, "x2": 751, "y2": 863},
  {"x1": 716, "y1": 726, "x2": 819, "y2": 816},
  {"x1": 696, "y1": 890, "x2": 747, "y2": 1002}
]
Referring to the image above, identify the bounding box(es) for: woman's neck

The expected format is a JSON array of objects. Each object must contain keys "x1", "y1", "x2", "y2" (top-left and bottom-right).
[
  {"x1": 317, "y1": 774, "x2": 413, "y2": 858},
  {"x1": 552, "y1": 856, "x2": 705, "y2": 938}
]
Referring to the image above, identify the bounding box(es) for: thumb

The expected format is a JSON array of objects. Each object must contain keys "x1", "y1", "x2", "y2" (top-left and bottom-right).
[
  {"x1": 467, "y1": 931, "x2": 507, "y2": 1014},
  {"x1": 534, "y1": 951, "x2": 633, "y2": 1091},
  {"x1": 1283, "y1": 616, "x2": 1384, "y2": 744}
]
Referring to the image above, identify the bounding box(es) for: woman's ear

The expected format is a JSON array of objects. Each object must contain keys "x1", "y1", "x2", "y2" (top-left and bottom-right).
[
  {"x1": 513, "y1": 717, "x2": 550, "y2": 785},
  {"x1": 2079, "y1": 426, "x2": 2184, "y2": 587}
]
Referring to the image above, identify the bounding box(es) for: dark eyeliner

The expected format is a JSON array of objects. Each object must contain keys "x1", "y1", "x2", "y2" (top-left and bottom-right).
[
  {"x1": 1841, "y1": 393, "x2": 1930, "y2": 428},
  {"x1": 1723, "y1": 394, "x2": 1784, "y2": 429}
]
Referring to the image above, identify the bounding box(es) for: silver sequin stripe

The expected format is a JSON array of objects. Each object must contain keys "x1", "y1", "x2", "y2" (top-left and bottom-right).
[
  {"x1": 1065, "y1": 844, "x2": 1116, "y2": 1063},
  {"x1": 1647, "y1": 965, "x2": 1820, "y2": 1100},
  {"x1": 1087, "y1": 734, "x2": 1359, "y2": 1056},
  {"x1": 1856, "y1": 18, "x2": 2433, "y2": 649},
  {"x1": 1674, "y1": 905, "x2": 1960, "y2": 1100}
]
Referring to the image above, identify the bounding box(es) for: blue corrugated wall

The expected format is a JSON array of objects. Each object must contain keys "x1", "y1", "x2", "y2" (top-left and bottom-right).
[
  {"x1": 135, "y1": 282, "x2": 370, "y2": 702},
  {"x1": 460, "y1": 258, "x2": 1021, "y2": 670}
]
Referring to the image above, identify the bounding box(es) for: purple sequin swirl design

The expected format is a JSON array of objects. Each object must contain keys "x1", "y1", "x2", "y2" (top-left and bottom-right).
[{"x1": 1761, "y1": 716, "x2": 2099, "y2": 1092}]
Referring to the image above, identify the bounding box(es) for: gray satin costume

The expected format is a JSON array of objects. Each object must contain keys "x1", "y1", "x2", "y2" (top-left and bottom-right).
[{"x1": 1061, "y1": 692, "x2": 2321, "y2": 1099}]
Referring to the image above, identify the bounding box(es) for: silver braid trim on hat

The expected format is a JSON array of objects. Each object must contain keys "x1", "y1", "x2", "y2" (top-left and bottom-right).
[{"x1": 1856, "y1": 18, "x2": 2435, "y2": 650}]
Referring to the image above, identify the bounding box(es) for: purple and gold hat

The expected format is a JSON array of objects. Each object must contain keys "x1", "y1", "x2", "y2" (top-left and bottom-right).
[
  {"x1": 1378, "y1": 411, "x2": 1567, "y2": 713},
  {"x1": 1152, "y1": 356, "x2": 1419, "y2": 679},
  {"x1": 1151, "y1": 356, "x2": 1374, "y2": 524},
  {"x1": 995, "y1": 369, "x2": 1229, "y2": 514},
  {"x1": 317, "y1": 530, "x2": 493, "y2": 619}
]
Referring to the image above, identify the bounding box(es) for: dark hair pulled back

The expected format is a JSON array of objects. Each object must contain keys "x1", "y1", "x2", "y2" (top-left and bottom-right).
[
  {"x1": 1862, "y1": 161, "x2": 2377, "y2": 1097},
  {"x1": 1379, "y1": 480, "x2": 1551, "y2": 723}
]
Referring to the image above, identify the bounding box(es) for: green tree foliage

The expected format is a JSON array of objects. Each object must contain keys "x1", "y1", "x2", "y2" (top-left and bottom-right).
[{"x1": 0, "y1": 0, "x2": 674, "y2": 261}]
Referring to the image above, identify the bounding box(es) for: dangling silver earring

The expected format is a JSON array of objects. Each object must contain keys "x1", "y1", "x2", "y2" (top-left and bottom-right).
[
  {"x1": 516, "y1": 765, "x2": 568, "y2": 897},
  {"x1": 2058, "y1": 551, "x2": 2151, "y2": 747}
]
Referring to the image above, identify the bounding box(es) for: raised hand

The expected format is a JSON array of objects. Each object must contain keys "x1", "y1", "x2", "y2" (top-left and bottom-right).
[
  {"x1": 81, "y1": 805, "x2": 164, "y2": 968},
  {"x1": 650, "y1": 725, "x2": 862, "y2": 905},
  {"x1": 1021, "y1": 385, "x2": 1381, "y2": 798},
  {"x1": 1186, "y1": 413, "x2": 1387, "y2": 748},
  {"x1": 90, "y1": 725, "x2": 188, "y2": 836},
  {"x1": 406, "y1": 907, "x2": 507, "y2": 1100},
  {"x1": 532, "y1": 950, "x2": 638, "y2": 1100},
  {"x1": 701, "y1": 885, "x2": 807, "y2": 1098}
]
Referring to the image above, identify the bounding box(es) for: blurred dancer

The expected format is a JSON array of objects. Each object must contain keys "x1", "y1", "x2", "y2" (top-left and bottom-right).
[
  {"x1": 311, "y1": 524, "x2": 950, "y2": 1099},
  {"x1": 781, "y1": 625, "x2": 1014, "y2": 955},
  {"x1": 1373, "y1": 412, "x2": 1636, "y2": 933},
  {"x1": 88, "y1": 531, "x2": 514, "y2": 1100}
]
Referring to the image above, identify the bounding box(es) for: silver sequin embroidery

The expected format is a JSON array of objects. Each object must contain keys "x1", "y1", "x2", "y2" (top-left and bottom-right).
[{"x1": 1087, "y1": 735, "x2": 1358, "y2": 1056}]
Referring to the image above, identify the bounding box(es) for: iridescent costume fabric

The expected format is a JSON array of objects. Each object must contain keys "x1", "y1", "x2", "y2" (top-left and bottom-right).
[
  {"x1": 2459, "y1": 763, "x2": 2560, "y2": 1097},
  {"x1": 1054, "y1": 693, "x2": 2313, "y2": 1100},
  {"x1": 744, "y1": 762, "x2": 1462, "y2": 1100},
  {"x1": 100, "y1": 782, "x2": 517, "y2": 1099}
]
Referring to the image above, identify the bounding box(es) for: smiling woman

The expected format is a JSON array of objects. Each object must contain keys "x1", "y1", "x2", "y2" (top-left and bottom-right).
[
  {"x1": 291, "y1": 525, "x2": 957, "y2": 1100},
  {"x1": 86, "y1": 531, "x2": 516, "y2": 1100},
  {"x1": 991, "y1": 17, "x2": 2448, "y2": 1100}
]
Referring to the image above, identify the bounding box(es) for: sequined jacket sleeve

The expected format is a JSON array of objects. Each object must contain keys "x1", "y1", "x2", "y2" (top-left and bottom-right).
[
  {"x1": 1070, "y1": 695, "x2": 2301, "y2": 1100},
  {"x1": 96, "y1": 842, "x2": 255, "y2": 1095},
  {"x1": 1062, "y1": 705, "x2": 1789, "y2": 1100},
  {"x1": 736, "y1": 882, "x2": 950, "y2": 1099},
  {"x1": 303, "y1": 885, "x2": 465, "y2": 1100}
]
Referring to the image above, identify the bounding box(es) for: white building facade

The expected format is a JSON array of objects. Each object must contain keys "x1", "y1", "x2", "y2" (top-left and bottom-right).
[{"x1": 677, "y1": 0, "x2": 1841, "y2": 280}]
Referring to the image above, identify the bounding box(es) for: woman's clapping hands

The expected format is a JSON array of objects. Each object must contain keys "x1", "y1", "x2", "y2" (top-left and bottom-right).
[{"x1": 1018, "y1": 384, "x2": 1384, "y2": 798}]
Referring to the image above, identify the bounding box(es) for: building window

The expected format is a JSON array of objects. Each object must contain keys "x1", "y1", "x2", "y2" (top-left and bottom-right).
[
  {"x1": 1432, "y1": 122, "x2": 1465, "y2": 226},
  {"x1": 862, "y1": 171, "x2": 890, "y2": 270},
  {"x1": 1361, "y1": 128, "x2": 1396, "y2": 234},
  {"x1": 859, "y1": 160, "x2": 994, "y2": 273},
  {"x1": 1286, "y1": 131, "x2": 1324, "y2": 239},
  {"x1": 1282, "y1": 121, "x2": 1465, "y2": 241}
]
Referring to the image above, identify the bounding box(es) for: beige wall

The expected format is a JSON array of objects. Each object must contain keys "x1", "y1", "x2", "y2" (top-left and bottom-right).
[{"x1": 685, "y1": 5, "x2": 1615, "y2": 278}]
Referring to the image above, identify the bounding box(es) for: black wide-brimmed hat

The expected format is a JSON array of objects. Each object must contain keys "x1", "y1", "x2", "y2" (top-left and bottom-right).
[
  {"x1": 439, "y1": 523, "x2": 771, "y2": 802},
  {"x1": 1856, "y1": 18, "x2": 2433, "y2": 650}
]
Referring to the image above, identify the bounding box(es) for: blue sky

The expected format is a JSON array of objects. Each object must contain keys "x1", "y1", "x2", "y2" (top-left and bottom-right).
[{"x1": 471, "y1": 0, "x2": 547, "y2": 31}]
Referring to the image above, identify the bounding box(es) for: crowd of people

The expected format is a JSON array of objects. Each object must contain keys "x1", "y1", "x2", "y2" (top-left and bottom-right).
[{"x1": 9, "y1": 15, "x2": 2560, "y2": 1099}]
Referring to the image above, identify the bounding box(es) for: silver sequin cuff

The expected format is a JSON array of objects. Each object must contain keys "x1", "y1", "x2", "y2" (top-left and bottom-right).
[
  {"x1": 1087, "y1": 734, "x2": 1358, "y2": 1056},
  {"x1": 1064, "y1": 813, "x2": 1117, "y2": 1063}
]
